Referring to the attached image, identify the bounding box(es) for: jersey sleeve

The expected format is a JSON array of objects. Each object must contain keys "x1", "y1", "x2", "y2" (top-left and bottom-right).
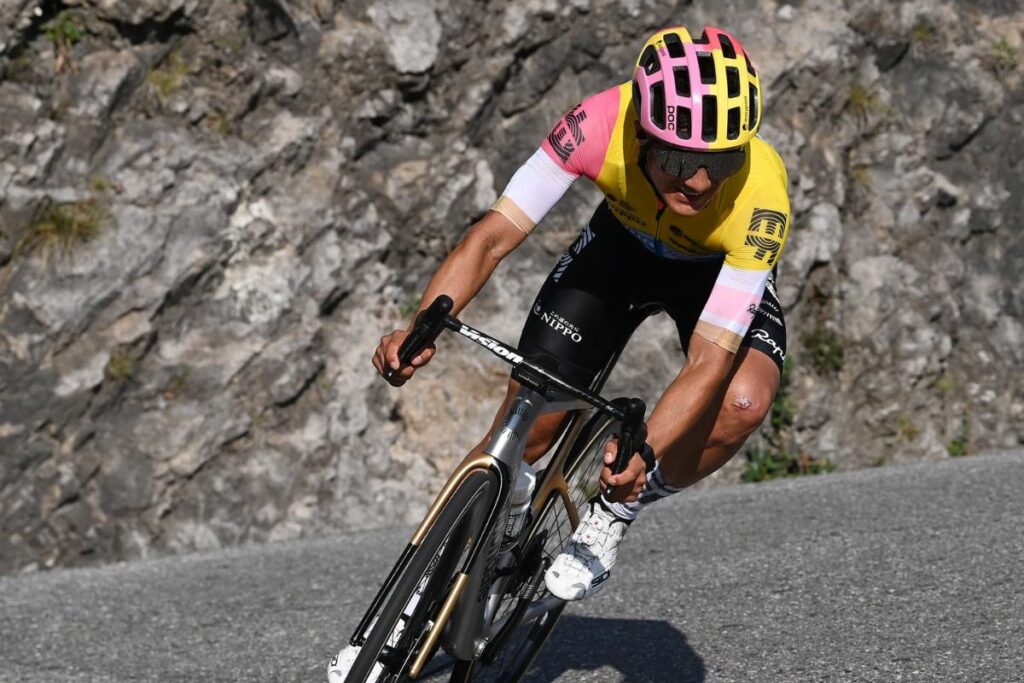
[
  {"x1": 694, "y1": 265, "x2": 771, "y2": 353},
  {"x1": 695, "y1": 148, "x2": 791, "y2": 353},
  {"x1": 491, "y1": 87, "x2": 620, "y2": 234},
  {"x1": 539, "y1": 86, "x2": 620, "y2": 179},
  {"x1": 491, "y1": 148, "x2": 576, "y2": 234}
]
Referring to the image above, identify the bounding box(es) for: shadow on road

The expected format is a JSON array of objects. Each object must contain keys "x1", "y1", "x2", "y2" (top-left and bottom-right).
[{"x1": 523, "y1": 614, "x2": 705, "y2": 682}]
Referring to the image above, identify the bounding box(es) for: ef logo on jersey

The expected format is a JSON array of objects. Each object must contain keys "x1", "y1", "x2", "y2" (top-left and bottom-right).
[
  {"x1": 744, "y1": 208, "x2": 788, "y2": 266},
  {"x1": 548, "y1": 105, "x2": 588, "y2": 163}
]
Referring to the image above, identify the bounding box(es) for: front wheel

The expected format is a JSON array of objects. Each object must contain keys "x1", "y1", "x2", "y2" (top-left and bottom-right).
[
  {"x1": 347, "y1": 470, "x2": 496, "y2": 683},
  {"x1": 466, "y1": 411, "x2": 617, "y2": 682}
]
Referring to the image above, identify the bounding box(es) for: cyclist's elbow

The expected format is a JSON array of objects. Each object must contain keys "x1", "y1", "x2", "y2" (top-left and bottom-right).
[{"x1": 464, "y1": 211, "x2": 527, "y2": 264}]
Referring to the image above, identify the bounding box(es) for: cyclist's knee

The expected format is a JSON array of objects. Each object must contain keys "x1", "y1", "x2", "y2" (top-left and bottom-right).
[{"x1": 710, "y1": 391, "x2": 771, "y2": 449}]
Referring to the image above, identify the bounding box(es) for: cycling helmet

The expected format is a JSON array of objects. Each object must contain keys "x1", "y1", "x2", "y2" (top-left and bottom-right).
[{"x1": 632, "y1": 26, "x2": 762, "y2": 151}]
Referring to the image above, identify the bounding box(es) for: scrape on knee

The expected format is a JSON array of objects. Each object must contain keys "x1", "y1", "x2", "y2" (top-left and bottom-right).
[{"x1": 731, "y1": 395, "x2": 753, "y2": 411}]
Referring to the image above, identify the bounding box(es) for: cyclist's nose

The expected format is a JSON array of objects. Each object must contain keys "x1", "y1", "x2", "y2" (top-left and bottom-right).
[{"x1": 680, "y1": 167, "x2": 713, "y2": 194}]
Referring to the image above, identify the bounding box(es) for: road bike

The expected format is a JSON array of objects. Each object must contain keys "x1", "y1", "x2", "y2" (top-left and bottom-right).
[{"x1": 341, "y1": 294, "x2": 650, "y2": 682}]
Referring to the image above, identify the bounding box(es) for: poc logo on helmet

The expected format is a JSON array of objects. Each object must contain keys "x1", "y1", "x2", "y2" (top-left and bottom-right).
[{"x1": 666, "y1": 105, "x2": 676, "y2": 131}]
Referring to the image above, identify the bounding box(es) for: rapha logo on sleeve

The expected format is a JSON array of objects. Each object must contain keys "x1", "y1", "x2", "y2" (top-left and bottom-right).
[
  {"x1": 749, "y1": 328, "x2": 785, "y2": 360},
  {"x1": 532, "y1": 306, "x2": 584, "y2": 343}
]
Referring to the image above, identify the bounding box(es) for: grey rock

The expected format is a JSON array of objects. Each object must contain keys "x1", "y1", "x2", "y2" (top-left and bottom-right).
[
  {"x1": 72, "y1": 0, "x2": 199, "y2": 25},
  {"x1": 366, "y1": 0, "x2": 442, "y2": 74},
  {"x1": 63, "y1": 49, "x2": 143, "y2": 119},
  {"x1": 262, "y1": 64, "x2": 303, "y2": 99},
  {"x1": 97, "y1": 449, "x2": 155, "y2": 514},
  {"x1": 0, "y1": 0, "x2": 39, "y2": 57},
  {"x1": 779, "y1": 202, "x2": 842, "y2": 308}
]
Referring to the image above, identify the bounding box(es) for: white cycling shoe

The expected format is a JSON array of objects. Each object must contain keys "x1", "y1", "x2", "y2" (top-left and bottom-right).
[
  {"x1": 328, "y1": 644, "x2": 383, "y2": 682},
  {"x1": 544, "y1": 498, "x2": 630, "y2": 601},
  {"x1": 328, "y1": 616, "x2": 407, "y2": 682}
]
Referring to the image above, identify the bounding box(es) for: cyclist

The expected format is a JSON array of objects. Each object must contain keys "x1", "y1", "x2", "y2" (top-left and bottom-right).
[{"x1": 333, "y1": 24, "x2": 790, "y2": 680}]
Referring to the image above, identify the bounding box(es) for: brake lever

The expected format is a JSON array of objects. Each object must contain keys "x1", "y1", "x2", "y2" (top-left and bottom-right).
[
  {"x1": 383, "y1": 295, "x2": 454, "y2": 382},
  {"x1": 606, "y1": 397, "x2": 651, "y2": 500}
]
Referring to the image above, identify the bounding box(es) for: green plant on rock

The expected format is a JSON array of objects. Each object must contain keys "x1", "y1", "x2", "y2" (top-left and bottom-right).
[
  {"x1": 162, "y1": 371, "x2": 189, "y2": 400},
  {"x1": 214, "y1": 30, "x2": 248, "y2": 55},
  {"x1": 947, "y1": 415, "x2": 970, "y2": 457},
  {"x1": 204, "y1": 110, "x2": 233, "y2": 136},
  {"x1": 742, "y1": 446, "x2": 791, "y2": 482},
  {"x1": 845, "y1": 84, "x2": 885, "y2": 125},
  {"x1": 895, "y1": 414, "x2": 920, "y2": 442},
  {"x1": 984, "y1": 39, "x2": 1019, "y2": 77},
  {"x1": 742, "y1": 446, "x2": 835, "y2": 483},
  {"x1": 105, "y1": 349, "x2": 135, "y2": 383},
  {"x1": 742, "y1": 358, "x2": 835, "y2": 483},
  {"x1": 935, "y1": 373, "x2": 955, "y2": 394},
  {"x1": 14, "y1": 198, "x2": 106, "y2": 261},
  {"x1": 42, "y1": 11, "x2": 83, "y2": 73},
  {"x1": 770, "y1": 357, "x2": 796, "y2": 432},
  {"x1": 909, "y1": 19, "x2": 936, "y2": 45},
  {"x1": 850, "y1": 165, "x2": 873, "y2": 189},
  {"x1": 398, "y1": 293, "x2": 421, "y2": 319},
  {"x1": 802, "y1": 326, "x2": 845, "y2": 375},
  {"x1": 147, "y1": 50, "x2": 192, "y2": 98},
  {"x1": 88, "y1": 175, "x2": 124, "y2": 195}
]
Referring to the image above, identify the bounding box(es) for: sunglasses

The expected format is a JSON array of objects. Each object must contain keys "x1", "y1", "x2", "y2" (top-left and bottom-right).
[{"x1": 648, "y1": 143, "x2": 747, "y2": 182}]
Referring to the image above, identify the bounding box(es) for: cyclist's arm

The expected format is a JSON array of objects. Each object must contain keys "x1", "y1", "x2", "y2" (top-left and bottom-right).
[
  {"x1": 407, "y1": 90, "x2": 620, "y2": 317},
  {"x1": 414, "y1": 210, "x2": 528, "y2": 320},
  {"x1": 376, "y1": 211, "x2": 528, "y2": 381},
  {"x1": 643, "y1": 333, "x2": 736, "y2": 459}
]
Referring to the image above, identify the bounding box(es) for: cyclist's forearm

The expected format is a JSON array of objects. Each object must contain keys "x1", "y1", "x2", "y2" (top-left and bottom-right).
[
  {"x1": 645, "y1": 336, "x2": 734, "y2": 460},
  {"x1": 409, "y1": 212, "x2": 527, "y2": 325},
  {"x1": 415, "y1": 242, "x2": 499, "y2": 322}
]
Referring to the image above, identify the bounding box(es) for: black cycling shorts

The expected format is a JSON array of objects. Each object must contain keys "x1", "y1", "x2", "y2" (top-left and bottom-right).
[{"x1": 518, "y1": 202, "x2": 787, "y2": 387}]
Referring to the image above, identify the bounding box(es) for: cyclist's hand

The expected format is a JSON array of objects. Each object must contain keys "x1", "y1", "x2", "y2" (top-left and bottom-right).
[
  {"x1": 372, "y1": 329, "x2": 436, "y2": 387},
  {"x1": 600, "y1": 437, "x2": 647, "y2": 503}
]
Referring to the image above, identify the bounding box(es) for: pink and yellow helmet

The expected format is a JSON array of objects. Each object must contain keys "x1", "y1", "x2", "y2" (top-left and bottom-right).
[{"x1": 632, "y1": 26, "x2": 762, "y2": 151}]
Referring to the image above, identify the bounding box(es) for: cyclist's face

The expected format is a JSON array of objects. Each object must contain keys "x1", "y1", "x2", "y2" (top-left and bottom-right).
[{"x1": 644, "y1": 147, "x2": 722, "y2": 216}]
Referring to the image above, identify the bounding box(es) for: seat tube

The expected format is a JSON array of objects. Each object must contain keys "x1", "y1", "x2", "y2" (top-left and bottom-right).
[{"x1": 484, "y1": 386, "x2": 546, "y2": 470}]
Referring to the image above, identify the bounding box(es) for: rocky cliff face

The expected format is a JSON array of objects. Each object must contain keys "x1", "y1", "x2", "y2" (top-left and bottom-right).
[{"x1": 1, "y1": 0, "x2": 1021, "y2": 573}]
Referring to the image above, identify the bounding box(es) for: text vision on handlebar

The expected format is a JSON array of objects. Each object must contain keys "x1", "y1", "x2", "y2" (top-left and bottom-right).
[{"x1": 457, "y1": 324, "x2": 525, "y2": 364}]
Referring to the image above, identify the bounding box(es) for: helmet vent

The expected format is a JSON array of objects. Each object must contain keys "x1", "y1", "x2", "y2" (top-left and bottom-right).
[
  {"x1": 673, "y1": 67, "x2": 691, "y2": 97},
  {"x1": 748, "y1": 84, "x2": 759, "y2": 130},
  {"x1": 676, "y1": 107, "x2": 692, "y2": 140},
  {"x1": 719, "y1": 34, "x2": 737, "y2": 59},
  {"x1": 726, "y1": 67, "x2": 740, "y2": 98},
  {"x1": 664, "y1": 32, "x2": 684, "y2": 58},
  {"x1": 640, "y1": 45, "x2": 660, "y2": 75},
  {"x1": 697, "y1": 53, "x2": 716, "y2": 84},
  {"x1": 651, "y1": 83, "x2": 666, "y2": 129},
  {"x1": 727, "y1": 107, "x2": 741, "y2": 140},
  {"x1": 702, "y1": 96, "x2": 718, "y2": 141},
  {"x1": 744, "y1": 52, "x2": 757, "y2": 77}
]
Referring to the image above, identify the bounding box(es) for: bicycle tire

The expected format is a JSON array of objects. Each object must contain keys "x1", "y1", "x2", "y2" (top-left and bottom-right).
[
  {"x1": 467, "y1": 411, "x2": 617, "y2": 682},
  {"x1": 347, "y1": 470, "x2": 496, "y2": 683}
]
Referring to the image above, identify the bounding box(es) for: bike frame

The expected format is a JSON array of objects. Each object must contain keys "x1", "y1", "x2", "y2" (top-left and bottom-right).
[{"x1": 350, "y1": 300, "x2": 655, "y2": 678}]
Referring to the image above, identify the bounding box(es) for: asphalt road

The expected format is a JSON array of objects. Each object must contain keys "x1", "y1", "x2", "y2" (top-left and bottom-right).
[{"x1": 2, "y1": 452, "x2": 1022, "y2": 682}]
